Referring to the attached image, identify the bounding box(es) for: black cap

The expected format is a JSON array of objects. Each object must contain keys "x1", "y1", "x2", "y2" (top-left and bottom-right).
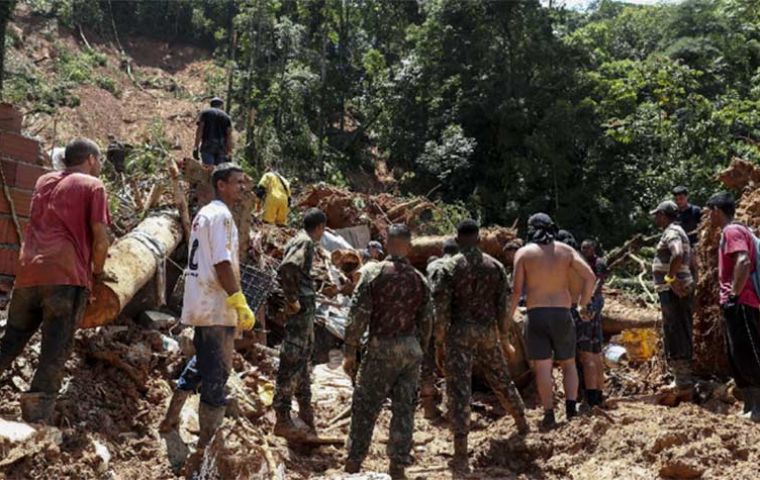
[
  {"x1": 210, "y1": 97, "x2": 224, "y2": 107},
  {"x1": 649, "y1": 200, "x2": 679, "y2": 217},
  {"x1": 672, "y1": 186, "x2": 688, "y2": 195},
  {"x1": 528, "y1": 212, "x2": 555, "y2": 229},
  {"x1": 457, "y1": 219, "x2": 480, "y2": 236}
]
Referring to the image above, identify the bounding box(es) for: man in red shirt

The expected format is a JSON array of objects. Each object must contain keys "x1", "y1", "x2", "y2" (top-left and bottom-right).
[
  {"x1": 707, "y1": 192, "x2": 760, "y2": 422},
  {"x1": 0, "y1": 138, "x2": 111, "y2": 424}
]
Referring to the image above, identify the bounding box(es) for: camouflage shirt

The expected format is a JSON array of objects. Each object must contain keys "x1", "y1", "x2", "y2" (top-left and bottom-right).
[
  {"x1": 278, "y1": 230, "x2": 316, "y2": 303},
  {"x1": 345, "y1": 256, "x2": 433, "y2": 353},
  {"x1": 433, "y1": 246, "x2": 508, "y2": 333}
]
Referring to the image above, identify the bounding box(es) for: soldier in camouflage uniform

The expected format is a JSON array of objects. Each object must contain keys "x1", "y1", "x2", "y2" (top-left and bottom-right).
[
  {"x1": 434, "y1": 219, "x2": 529, "y2": 472},
  {"x1": 343, "y1": 224, "x2": 432, "y2": 480},
  {"x1": 421, "y1": 238, "x2": 459, "y2": 419},
  {"x1": 272, "y1": 208, "x2": 327, "y2": 439}
]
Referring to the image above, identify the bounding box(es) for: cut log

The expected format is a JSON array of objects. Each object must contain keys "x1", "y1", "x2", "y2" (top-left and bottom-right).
[
  {"x1": 81, "y1": 213, "x2": 183, "y2": 328},
  {"x1": 409, "y1": 227, "x2": 518, "y2": 268},
  {"x1": 602, "y1": 297, "x2": 660, "y2": 334}
]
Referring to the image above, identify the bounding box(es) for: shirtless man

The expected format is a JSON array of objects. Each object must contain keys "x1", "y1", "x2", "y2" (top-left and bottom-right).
[{"x1": 508, "y1": 213, "x2": 596, "y2": 428}]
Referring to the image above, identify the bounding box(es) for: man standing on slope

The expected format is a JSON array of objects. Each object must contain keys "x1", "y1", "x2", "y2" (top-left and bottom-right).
[
  {"x1": 159, "y1": 163, "x2": 255, "y2": 459},
  {"x1": 436, "y1": 220, "x2": 529, "y2": 472},
  {"x1": 707, "y1": 192, "x2": 760, "y2": 421},
  {"x1": 509, "y1": 213, "x2": 596, "y2": 429},
  {"x1": 193, "y1": 97, "x2": 233, "y2": 166},
  {"x1": 0, "y1": 138, "x2": 110, "y2": 424}
]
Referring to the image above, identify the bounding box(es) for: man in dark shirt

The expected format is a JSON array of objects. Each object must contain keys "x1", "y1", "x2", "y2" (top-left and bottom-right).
[
  {"x1": 193, "y1": 97, "x2": 233, "y2": 166},
  {"x1": 672, "y1": 186, "x2": 702, "y2": 246}
]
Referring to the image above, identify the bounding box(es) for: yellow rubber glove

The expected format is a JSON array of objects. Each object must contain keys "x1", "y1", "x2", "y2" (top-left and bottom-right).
[{"x1": 226, "y1": 291, "x2": 256, "y2": 330}]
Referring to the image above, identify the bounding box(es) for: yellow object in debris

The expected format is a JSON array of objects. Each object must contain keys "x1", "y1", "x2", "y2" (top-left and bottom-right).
[
  {"x1": 257, "y1": 382, "x2": 274, "y2": 407},
  {"x1": 620, "y1": 328, "x2": 657, "y2": 363}
]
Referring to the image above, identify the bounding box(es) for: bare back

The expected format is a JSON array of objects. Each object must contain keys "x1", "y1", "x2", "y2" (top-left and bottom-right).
[{"x1": 515, "y1": 242, "x2": 575, "y2": 309}]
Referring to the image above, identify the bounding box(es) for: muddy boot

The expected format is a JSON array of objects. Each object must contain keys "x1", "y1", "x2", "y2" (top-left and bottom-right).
[
  {"x1": 345, "y1": 459, "x2": 362, "y2": 474},
  {"x1": 513, "y1": 411, "x2": 530, "y2": 435},
  {"x1": 389, "y1": 461, "x2": 408, "y2": 480},
  {"x1": 274, "y1": 410, "x2": 306, "y2": 440},
  {"x1": 159, "y1": 389, "x2": 191, "y2": 433},
  {"x1": 449, "y1": 435, "x2": 470, "y2": 473},
  {"x1": 198, "y1": 402, "x2": 226, "y2": 449},
  {"x1": 421, "y1": 395, "x2": 442, "y2": 420},
  {"x1": 744, "y1": 388, "x2": 760, "y2": 422},
  {"x1": 540, "y1": 409, "x2": 557, "y2": 431},
  {"x1": 20, "y1": 392, "x2": 56, "y2": 424},
  {"x1": 297, "y1": 400, "x2": 316, "y2": 434}
]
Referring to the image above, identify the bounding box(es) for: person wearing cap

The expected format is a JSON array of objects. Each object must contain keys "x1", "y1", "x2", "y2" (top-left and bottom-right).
[
  {"x1": 362, "y1": 240, "x2": 385, "y2": 263},
  {"x1": 706, "y1": 192, "x2": 760, "y2": 421},
  {"x1": 672, "y1": 186, "x2": 702, "y2": 246},
  {"x1": 435, "y1": 220, "x2": 528, "y2": 472},
  {"x1": 509, "y1": 213, "x2": 596, "y2": 429},
  {"x1": 420, "y1": 237, "x2": 459, "y2": 420},
  {"x1": 651, "y1": 200, "x2": 694, "y2": 392},
  {"x1": 193, "y1": 97, "x2": 233, "y2": 166}
]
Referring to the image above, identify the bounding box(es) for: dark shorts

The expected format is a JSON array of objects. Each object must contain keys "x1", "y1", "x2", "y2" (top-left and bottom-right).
[
  {"x1": 524, "y1": 307, "x2": 576, "y2": 361},
  {"x1": 176, "y1": 326, "x2": 236, "y2": 407},
  {"x1": 572, "y1": 297, "x2": 604, "y2": 354}
]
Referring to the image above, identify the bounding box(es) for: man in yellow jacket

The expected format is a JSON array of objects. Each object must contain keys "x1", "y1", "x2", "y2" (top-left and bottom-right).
[{"x1": 257, "y1": 164, "x2": 291, "y2": 226}]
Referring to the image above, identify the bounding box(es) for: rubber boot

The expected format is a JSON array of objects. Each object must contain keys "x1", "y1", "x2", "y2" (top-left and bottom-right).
[
  {"x1": 389, "y1": 461, "x2": 408, "y2": 480},
  {"x1": 540, "y1": 409, "x2": 557, "y2": 431},
  {"x1": 565, "y1": 400, "x2": 578, "y2": 420},
  {"x1": 510, "y1": 409, "x2": 530, "y2": 435},
  {"x1": 449, "y1": 435, "x2": 469, "y2": 473},
  {"x1": 345, "y1": 459, "x2": 361, "y2": 474},
  {"x1": 197, "y1": 402, "x2": 226, "y2": 449},
  {"x1": 745, "y1": 388, "x2": 760, "y2": 422},
  {"x1": 421, "y1": 395, "x2": 442, "y2": 420},
  {"x1": 20, "y1": 392, "x2": 56, "y2": 424},
  {"x1": 297, "y1": 399, "x2": 316, "y2": 435},
  {"x1": 740, "y1": 388, "x2": 753, "y2": 415},
  {"x1": 273, "y1": 410, "x2": 306, "y2": 440},
  {"x1": 159, "y1": 389, "x2": 191, "y2": 433}
]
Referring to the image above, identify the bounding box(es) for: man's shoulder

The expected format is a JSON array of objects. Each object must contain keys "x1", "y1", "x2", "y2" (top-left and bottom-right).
[
  {"x1": 197, "y1": 200, "x2": 232, "y2": 220},
  {"x1": 59, "y1": 172, "x2": 105, "y2": 190}
]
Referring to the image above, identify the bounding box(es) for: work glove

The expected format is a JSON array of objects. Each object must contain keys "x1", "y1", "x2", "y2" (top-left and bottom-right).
[
  {"x1": 226, "y1": 291, "x2": 255, "y2": 330},
  {"x1": 192, "y1": 148, "x2": 200, "y2": 160}
]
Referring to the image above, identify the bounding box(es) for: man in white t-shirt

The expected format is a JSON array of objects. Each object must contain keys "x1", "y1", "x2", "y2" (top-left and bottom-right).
[{"x1": 159, "y1": 163, "x2": 255, "y2": 462}]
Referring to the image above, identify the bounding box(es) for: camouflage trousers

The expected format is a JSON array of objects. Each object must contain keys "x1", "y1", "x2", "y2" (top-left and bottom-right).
[
  {"x1": 273, "y1": 298, "x2": 315, "y2": 414},
  {"x1": 347, "y1": 335, "x2": 423, "y2": 465},
  {"x1": 445, "y1": 323, "x2": 526, "y2": 437}
]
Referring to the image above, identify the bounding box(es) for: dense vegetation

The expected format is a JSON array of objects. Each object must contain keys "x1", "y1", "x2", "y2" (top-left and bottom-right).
[{"x1": 3, "y1": 0, "x2": 760, "y2": 246}]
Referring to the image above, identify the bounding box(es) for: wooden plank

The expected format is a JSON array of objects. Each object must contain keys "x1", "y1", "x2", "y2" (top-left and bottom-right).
[
  {"x1": 0, "y1": 103, "x2": 22, "y2": 133},
  {"x1": 0, "y1": 187, "x2": 33, "y2": 217},
  {"x1": 0, "y1": 217, "x2": 28, "y2": 244},
  {"x1": 0, "y1": 246, "x2": 20, "y2": 277},
  {"x1": 0, "y1": 132, "x2": 47, "y2": 166},
  {"x1": 0, "y1": 158, "x2": 50, "y2": 190}
]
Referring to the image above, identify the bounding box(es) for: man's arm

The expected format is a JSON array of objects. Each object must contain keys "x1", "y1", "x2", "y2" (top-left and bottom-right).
[
  {"x1": 731, "y1": 251, "x2": 751, "y2": 297},
  {"x1": 194, "y1": 122, "x2": 203, "y2": 150},
  {"x1": 496, "y1": 262, "x2": 509, "y2": 334},
  {"x1": 507, "y1": 250, "x2": 525, "y2": 330},
  {"x1": 344, "y1": 270, "x2": 373, "y2": 357},
  {"x1": 571, "y1": 249, "x2": 596, "y2": 310},
  {"x1": 225, "y1": 127, "x2": 233, "y2": 155},
  {"x1": 431, "y1": 264, "x2": 452, "y2": 345},
  {"x1": 91, "y1": 223, "x2": 110, "y2": 276},
  {"x1": 214, "y1": 261, "x2": 240, "y2": 296},
  {"x1": 416, "y1": 277, "x2": 433, "y2": 353},
  {"x1": 667, "y1": 239, "x2": 685, "y2": 279}
]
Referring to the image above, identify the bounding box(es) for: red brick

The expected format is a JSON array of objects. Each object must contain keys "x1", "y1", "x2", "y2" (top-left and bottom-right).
[
  {"x1": 0, "y1": 158, "x2": 49, "y2": 190},
  {"x1": 0, "y1": 216, "x2": 29, "y2": 244},
  {"x1": 0, "y1": 187, "x2": 33, "y2": 217},
  {"x1": 0, "y1": 132, "x2": 46, "y2": 166},
  {"x1": 0, "y1": 246, "x2": 20, "y2": 276},
  {"x1": 0, "y1": 103, "x2": 22, "y2": 133}
]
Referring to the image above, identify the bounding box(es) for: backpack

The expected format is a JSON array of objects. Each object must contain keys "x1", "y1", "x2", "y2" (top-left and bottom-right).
[{"x1": 721, "y1": 223, "x2": 760, "y2": 299}]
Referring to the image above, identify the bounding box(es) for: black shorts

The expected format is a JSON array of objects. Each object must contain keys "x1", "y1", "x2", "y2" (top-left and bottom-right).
[
  {"x1": 572, "y1": 299, "x2": 604, "y2": 354},
  {"x1": 524, "y1": 307, "x2": 576, "y2": 361}
]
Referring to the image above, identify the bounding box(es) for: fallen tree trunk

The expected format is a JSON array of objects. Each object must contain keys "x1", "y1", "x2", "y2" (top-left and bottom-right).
[
  {"x1": 409, "y1": 227, "x2": 518, "y2": 268},
  {"x1": 602, "y1": 297, "x2": 659, "y2": 334},
  {"x1": 81, "y1": 213, "x2": 183, "y2": 328}
]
